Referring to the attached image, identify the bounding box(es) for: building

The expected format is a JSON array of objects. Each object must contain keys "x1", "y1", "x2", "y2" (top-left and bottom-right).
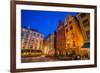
[
  {"x1": 43, "y1": 33, "x2": 55, "y2": 56},
  {"x1": 77, "y1": 13, "x2": 90, "y2": 42},
  {"x1": 55, "y1": 20, "x2": 66, "y2": 56},
  {"x1": 55, "y1": 15, "x2": 87, "y2": 57},
  {"x1": 21, "y1": 27, "x2": 44, "y2": 58},
  {"x1": 21, "y1": 28, "x2": 44, "y2": 50},
  {"x1": 76, "y1": 13, "x2": 90, "y2": 59},
  {"x1": 21, "y1": 28, "x2": 29, "y2": 49},
  {"x1": 64, "y1": 15, "x2": 84, "y2": 55}
]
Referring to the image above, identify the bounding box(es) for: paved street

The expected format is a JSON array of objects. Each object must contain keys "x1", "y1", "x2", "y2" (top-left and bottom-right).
[
  {"x1": 21, "y1": 55, "x2": 75, "y2": 63},
  {"x1": 21, "y1": 56, "x2": 58, "y2": 63}
]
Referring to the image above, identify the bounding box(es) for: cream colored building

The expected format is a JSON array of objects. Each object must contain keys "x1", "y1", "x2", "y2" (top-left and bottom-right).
[
  {"x1": 43, "y1": 33, "x2": 55, "y2": 56},
  {"x1": 21, "y1": 28, "x2": 44, "y2": 51}
]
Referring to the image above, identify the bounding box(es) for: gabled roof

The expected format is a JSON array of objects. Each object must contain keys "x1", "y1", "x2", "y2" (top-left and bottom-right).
[{"x1": 57, "y1": 20, "x2": 64, "y2": 29}]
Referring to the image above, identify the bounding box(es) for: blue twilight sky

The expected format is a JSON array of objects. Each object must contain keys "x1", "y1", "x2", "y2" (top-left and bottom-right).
[{"x1": 21, "y1": 10, "x2": 77, "y2": 38}]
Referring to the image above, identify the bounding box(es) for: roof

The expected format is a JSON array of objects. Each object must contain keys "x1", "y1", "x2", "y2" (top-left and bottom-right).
[{"x1": 22, "y1": 26, "x2": 44, "y2": 36}]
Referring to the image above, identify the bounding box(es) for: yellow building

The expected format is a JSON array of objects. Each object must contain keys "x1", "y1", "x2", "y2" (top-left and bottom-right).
[
  {"x1": 77, "y1": 13, "x2": 90, "y2": 42},
  {"x1": 77, "y1": 13, "x2": 90, "y2": 59},
  {"x1": 64, "y1": 15, "x2": 84, "y2": 55},
  {"x1": 43, "y1": 33, "x2": 55, "y2": 56},
  {"x1": 21, "y1": 28, "x2": 30, "y2": 49}
]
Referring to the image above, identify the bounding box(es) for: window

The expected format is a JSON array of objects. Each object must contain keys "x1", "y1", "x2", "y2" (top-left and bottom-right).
[
  {"x1": 69, "y1": 21, "x2": 72, "y2": 24},
  {"x1": 22, "y1": 46, "x2": 25, "y2": 49},
  {"x1": 30, "y1": 45, "x2": 33, "y2": 49},
  {"x1": 25, "y1": 31, "x2": 29, "y2": 38},
  {"x1": 66, "y1": 24, "x2": 68, "y2": 28},
  {"x1": 73, "y1": 41, "x2": 75, "y2": 47},
  {"x1": 33, "y1": 32, "x2": 36, "y2": 36},
  {"x1": 41, "y1": 35, "x2": 43, "y2": 38},
  {"x1": 86, "y1": 31, "x2": 90, "y2": 40},
  {"x1": 37, "y1": 33, "x2": 40, "y2": 37},
  {"x1": 66, "y1": 29, "x2": 68, "y2": 32},
  {"x1": 70, "y1": 26, "x2": 73, "y2": 30},
  {"x1": 83, "y1": 19, "x2": 88, "y2": 23},
  {"x1": 21, "y1": 32, "x2": 24, "y2": 39},
  {"x1": 83, "y1": 20, "x2": 89, "y2": 27}
]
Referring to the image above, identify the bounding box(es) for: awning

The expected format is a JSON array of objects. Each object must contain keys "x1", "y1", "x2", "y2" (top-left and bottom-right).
[{"x1": 82, "y1": 42, "x2": 90, "y2": 48}]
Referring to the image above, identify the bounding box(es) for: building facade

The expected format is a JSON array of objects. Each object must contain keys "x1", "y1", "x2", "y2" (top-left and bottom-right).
[
  {"x1": 64, "y1": 15, "x2": 84, "y2": 54},
  {"x1": 77, "y1": 13, "x2": 90, "y2": 43},
  {"x1": 43, "y1": 33, "x2": 55, "y2": 56},
  {"x1": 21, "y1": 28, "x2": 44, "y2": 51},
  {"x1": 76, "y1": 13, "x2": 90, "y2": 59},
  {"x1": 55, "y1": 15, "x2": 86, "y2": 57},
  {"x1": 55, "y1": 20, "x2": 66, "y2": 56}
]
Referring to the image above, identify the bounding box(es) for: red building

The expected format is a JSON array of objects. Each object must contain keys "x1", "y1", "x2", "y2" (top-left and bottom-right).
[{"x1": 55, "y1": 20, "x2": 66, "y2": 56}]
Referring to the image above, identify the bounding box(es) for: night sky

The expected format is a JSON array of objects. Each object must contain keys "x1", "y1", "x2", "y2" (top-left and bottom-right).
[{"x1": 21, "y1": 10, "x2": 77, "y2": 38}]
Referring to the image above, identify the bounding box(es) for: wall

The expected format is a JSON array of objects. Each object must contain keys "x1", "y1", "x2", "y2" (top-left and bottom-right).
[{"x1": 0, "y1": 0, "x2": 100, "y2": 73}]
